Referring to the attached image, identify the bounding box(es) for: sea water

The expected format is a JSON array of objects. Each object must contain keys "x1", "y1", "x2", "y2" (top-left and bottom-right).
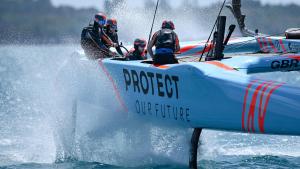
[{"x1": 0, "y1": 45, "x2": 299, "y2": 169}]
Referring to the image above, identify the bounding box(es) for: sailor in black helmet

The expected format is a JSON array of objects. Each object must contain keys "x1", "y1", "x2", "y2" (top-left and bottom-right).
[{"x1": 147, "y1": 20, "x2": 180, "y2": 65}]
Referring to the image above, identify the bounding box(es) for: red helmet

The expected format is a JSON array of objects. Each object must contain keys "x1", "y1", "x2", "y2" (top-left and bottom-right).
[
  {"x1": 162, "y1": 20, "x2": 175, "y2": 30},
  {"x1": 94, "y1": 13, "x2": 107, "y2": 26},
  {"x1": 134, "y1": 38, "x2": 147, "y2": 48},
  {"x1": 106, "y1": 18, "x2": 118, "y2": 30}
]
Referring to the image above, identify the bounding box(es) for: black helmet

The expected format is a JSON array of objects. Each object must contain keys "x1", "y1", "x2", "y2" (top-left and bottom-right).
[{"x1": 162, "y1": 20, "x2": 175, "y2": 30}]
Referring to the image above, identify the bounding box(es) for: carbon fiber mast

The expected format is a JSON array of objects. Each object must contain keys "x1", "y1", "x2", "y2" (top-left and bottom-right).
[
  {"x1": 199, "y1": 0, "x2": 236, "y2": 62},
  {"x1": 226, "y1": 0, "x2": 261, "y2": 37},
  {"x1": 205, "y1": 16, "x2": 235, "y2": 61}
]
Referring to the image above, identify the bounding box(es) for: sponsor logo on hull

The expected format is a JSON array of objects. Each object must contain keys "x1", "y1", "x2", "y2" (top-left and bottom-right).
[
  {"x1": 271, "y1": 59, "x2": 299, "y2": 70},
  {"x1": 123, "y1": 68, "x2": 179, "y2": 99},
  {"x1": 123, "y1": 68, "x2": 192, "y2": 123}
]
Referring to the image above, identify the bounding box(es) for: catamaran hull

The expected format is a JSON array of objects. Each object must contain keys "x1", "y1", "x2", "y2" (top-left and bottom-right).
[
  {"x1": 101, "y1": 59, "x2": 300, "y2": 136},
  {"x1": 178, "y1": 37, "x2": 300, "y2": 57}
]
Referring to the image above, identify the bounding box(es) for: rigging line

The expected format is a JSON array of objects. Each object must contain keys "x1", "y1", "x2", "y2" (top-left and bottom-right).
[
  {"x1": 199, "y1": 0, "x2": 227, "y2": 62},
  {"x1": 147, "y1": 0, "x2": 160, "y2": 47}
]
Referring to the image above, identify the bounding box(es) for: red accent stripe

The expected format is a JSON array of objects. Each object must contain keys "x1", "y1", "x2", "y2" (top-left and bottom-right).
[
  {"x1": 180, "y1": 44, "x2": 198, "y2": 53},
  {"x1": 98, "y1": 59, "x2": 128, "y2": 113},
  {"x1": 268, "y1": 38, "x2": 278, "y2": 53},
  {"x1": 247, "y1": 81, "x2": 269, "y2": 132},
  {"x1": 279, "y1": 39, "x2": 287, "y2": 53},
  {"x1": 258, "y1": 83, "x2": 284, "y2": 133},
  {"x1": 195, "y1": 43, "x2": 213, "y2": 55},
  {"x1": 256, "y1": 37, "x2": 264, "y2": 51},
  {"x1": 153, "y1": 64, "x2": 170, "y2": 69},
  {"x1": 258, "y1": 82, "x2": 274, "y2": 132},
  {"x1": 242, "y1": 80, "x2": 258, "y2": 131},
  {"x1": 206, "y1": 61, "x2": 235, "y2": 71},
  {"x1": 262, "y1": 37, "x2": 269, "y2": 53},
  {"x1": 288, "y1": 55, "x2": 300, "y2": 61}
]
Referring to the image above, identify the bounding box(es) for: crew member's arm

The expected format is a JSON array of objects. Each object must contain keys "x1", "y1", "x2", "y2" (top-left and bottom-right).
[
  {"x1": 147, "y1": 31, "x2": 158, "y2": 59},
  {"x1": 100, "y1": 28, "x2": 114, "y2": 47},
  {"x1": 174, "y1": 33, "x2": 181, "y2": 54}
]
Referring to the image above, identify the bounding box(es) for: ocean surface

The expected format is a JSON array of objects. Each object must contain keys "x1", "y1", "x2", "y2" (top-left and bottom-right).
[{"x1": 0, "y1": 45, "x2": 300, "y2": 169}]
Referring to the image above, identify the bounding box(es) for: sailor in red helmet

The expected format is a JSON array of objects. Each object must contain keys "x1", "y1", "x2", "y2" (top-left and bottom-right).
[
  {"x1": 126, "y1": 38, "x2": 147, "y2": 60},
  {"x1": 105, "y1": 18, "x2": 123, "y2": 56},
  {"x1": 147, "y1": 20, "x2": 180, "y2": 65},
  {"x1": 93, "y1": 13, "x2": 118, "y2": 56},
  {"x1": 81, "y1": 12, "x2": 119, "y2": 59}
]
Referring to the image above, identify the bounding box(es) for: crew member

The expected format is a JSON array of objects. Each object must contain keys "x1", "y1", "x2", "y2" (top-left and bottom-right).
[
  {"x1": 147, "y1": 20, "x2": 180, "y2": 65},
  {"x1": 92, "y1": 13, "x2": 117, "y2": 58},
  {"x1": 105, "y1": 18, "x2": 123, "y2": 56},
  {"x1": 126, "y1": 38, "x2": 147, "y2": 60}
]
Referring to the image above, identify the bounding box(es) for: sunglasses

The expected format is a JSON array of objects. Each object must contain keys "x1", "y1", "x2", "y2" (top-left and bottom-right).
[{"x1": 98, "y1": 20, "x2": 106, "y2": 26}]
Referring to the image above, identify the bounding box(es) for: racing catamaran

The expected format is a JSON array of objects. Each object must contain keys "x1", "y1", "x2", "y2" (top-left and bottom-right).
[{"x1": 58, "y1": 0, "x2": 300, "y2": 168}]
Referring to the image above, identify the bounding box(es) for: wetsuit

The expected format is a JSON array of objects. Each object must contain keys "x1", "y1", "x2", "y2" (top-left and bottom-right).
[
  {"x1": 93, "y1": 22, "x2": 114, "y2": 48},
  {"x1": 125, "y1": 48, "x2": 146, "y2": 60},
  {"x1": 147, "y1": 28, "x2": 180, "y2": 65},
  {"x1": 82, "y1": 21, "x2": 115, "y2": 59},
  {"x1": 105, "y1": 27, "x2": 123, "y2": 56}
]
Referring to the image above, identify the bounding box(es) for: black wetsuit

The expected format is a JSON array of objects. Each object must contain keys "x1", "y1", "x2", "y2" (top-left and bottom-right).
[
  {"x1": 105, "y1": 29, "x2": 123, "y2": 56},
  {"x1": 126, "y1": 49, "x2": 146, "y2": 60},
  {"x1": 81, "y1": 22, "x2": 115, "y2": 59}
]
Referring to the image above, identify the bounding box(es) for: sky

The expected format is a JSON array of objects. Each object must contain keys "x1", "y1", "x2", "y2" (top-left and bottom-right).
[{"x1": 50, "y1": 0, "x2": 300, "y2": 9}]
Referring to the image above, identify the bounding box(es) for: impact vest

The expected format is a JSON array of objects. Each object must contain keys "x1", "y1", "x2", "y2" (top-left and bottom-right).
[
  {"x1": 106, "y1": 31, "x2": 118, "y2": 43},
  {"x1": 81, "y1": 23, "x2": 103, "y2": 47},
  {"x1": 155, "y1": 29, "x2": 176, "y2": 51},
  {"x1": 80, "y1": 23, "x2": 110, "y2": 59},
  {"x1": 127, "y1": 49, "x2": 146, "y2": 60},
  {"x1": 104, "y1": 26, "x2": 118, "y2": 43}
]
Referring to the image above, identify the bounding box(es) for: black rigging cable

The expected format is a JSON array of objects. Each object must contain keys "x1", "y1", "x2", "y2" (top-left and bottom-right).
[
  {"x1": 199, "y1": 0, "x2": 227, "y2": 62},
  {"x1": 148, "y1": 0, "x2": 160, "y2": 46}
]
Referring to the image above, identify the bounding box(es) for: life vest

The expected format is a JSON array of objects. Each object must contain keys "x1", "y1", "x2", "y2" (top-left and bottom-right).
[
  {"x1": 155, "y1": 29, "x2": 176, "y2": 51},
  {"x1": 81, "y1": 23, "x2": 100, "y2": 45},
  {"x1": 104, "y1": 29, "x2": 118, "y2": 48},
  {"x1": 126, "y1": 48, "x2": 146, "y2": 60},
  {"x1": 80, "y1": 23, "x2": 110, "y2": 59},
  {"x1": 106, "y1": 31, "x2": 117, "y2": 43}
]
